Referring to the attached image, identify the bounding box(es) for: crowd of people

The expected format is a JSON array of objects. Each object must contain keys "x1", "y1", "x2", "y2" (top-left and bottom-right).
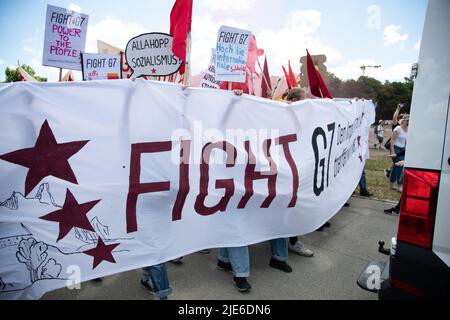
[
  {"x1": 110, "y1": 85, "x2": 384, "y2": 300},
  {"x1": 91, "y1": 81, "x2": 402, "y2": 299},
  {"x1": 371, "y1": 102, "x2": 409, "y2": 215}
]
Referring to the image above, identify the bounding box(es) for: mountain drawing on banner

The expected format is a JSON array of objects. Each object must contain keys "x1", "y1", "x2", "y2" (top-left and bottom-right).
[
  {"x1": 0, "y1": 221, "x2": 66, "y2": 294},
  {"x1": 75, "y1": 217, "x2": 110, "y2": 244},
  {"x1": 0, "y1": 223, "x2": 32, "y2": 250},
  {"x1": 0, "y1": 277, "x2": 13, "y2": 291},
  {"x1": 0, "y1": 182, "x2": 62, "y2": 210}
]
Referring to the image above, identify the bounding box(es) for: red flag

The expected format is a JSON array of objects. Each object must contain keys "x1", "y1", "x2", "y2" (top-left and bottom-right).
[
  {"x1": 282, "y1": 65, "x2": 292, "y2": 89},
  {"x1": 288, "y1": 60, "x2": 297, "y2": 88},
  {"x1": 19, "y1": 72, "x2": 27, "y2": 82},
  {"x1": 306, "y1": 49, "x2": 332, "y2": 98},
  {"x1": 170, "y1": 0, "x2": 193, "y2": 75},
  {"x1": 18, "y1": 66, "x2": 37, "y2": 82},
  {"x1": 261, "y1": 56, "x2": 272, "y2": 98},
  {"x1": 247, "y1": 35, "x2": 264, "y2": 74}
]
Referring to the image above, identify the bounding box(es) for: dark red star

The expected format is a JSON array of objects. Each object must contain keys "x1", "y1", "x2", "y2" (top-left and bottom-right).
[
  {"x1": 83, "y1": 238, "x2": 120, "y2": 269},
  {"x1": 151, "y1": 68, "x2": 157, "y2": 74},
  {"x1": 0, "y1": 120, "x2": 89, "y2": 196},
  {"x1": 40, "y1": 189, "x2": 100, "y2": 241}
]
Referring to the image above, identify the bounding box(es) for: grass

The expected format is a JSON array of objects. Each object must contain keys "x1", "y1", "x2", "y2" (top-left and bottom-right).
[{"x1": 353, "y1": 125, "x2": 401, "y2": 202}]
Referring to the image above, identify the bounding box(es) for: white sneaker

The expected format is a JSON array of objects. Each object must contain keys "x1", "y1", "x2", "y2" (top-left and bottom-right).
[
  {"x1": 396, "y1": 184, "x2": 403, "y2": 193},
  {"x1": 288, "y1": 241, "x2": 314, "y2": 257},
  {"x1": 390, "y1": 182, "x2": 397, "y2": 190}
]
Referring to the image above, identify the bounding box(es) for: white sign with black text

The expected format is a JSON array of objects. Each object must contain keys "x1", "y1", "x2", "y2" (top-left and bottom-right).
[{"x1": 81, "y1": 53, "x2": 121, "y2": 80}]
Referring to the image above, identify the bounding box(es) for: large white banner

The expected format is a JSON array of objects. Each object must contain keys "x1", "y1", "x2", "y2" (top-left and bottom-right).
[{"x1": 0, "y1": 80, "x2": 374, "y2": 299}]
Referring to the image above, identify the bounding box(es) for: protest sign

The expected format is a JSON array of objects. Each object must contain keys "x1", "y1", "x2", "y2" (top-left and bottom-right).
[
  {"x1": 0, "y1": 80, "x2": 374, "y2": 299},
  {"x1": 42, "y1": 5, "x2": 89, "y2": 70},
  {"x1": 81, "y1": 53, "x2": 122, "y2": 80},
  {"x1": 125, "y1": 33, "x2": 183, "y2": 78},
  {"x1": 215, "y1": 26, "x2": 251, "y2": 83},
  {"x1": 200, "y1": 49, "x2": 221, "y2": 89},
  {"x1": 97, "y1": 40, "x2": 133, "y2": 79}
]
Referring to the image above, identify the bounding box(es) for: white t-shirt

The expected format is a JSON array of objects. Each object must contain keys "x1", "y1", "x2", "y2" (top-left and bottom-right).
[
  {"x1": 377, "y1": 124, "x2": 384, "y2": 138},
  {"x1": 393, "y1": 126, "x2": 407, "y2": 148}
]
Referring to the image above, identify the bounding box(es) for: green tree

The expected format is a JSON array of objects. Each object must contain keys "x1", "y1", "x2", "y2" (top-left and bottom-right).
[
  {"x1": 323, "y1": 71, "x2": 413, "y2": 122},
  {"x1": 4, "y1": 64, "x2": 47, "y2": 82}
]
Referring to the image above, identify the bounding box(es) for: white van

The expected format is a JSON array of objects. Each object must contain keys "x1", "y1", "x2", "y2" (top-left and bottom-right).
[{"x1": 358, "y1": 0, "x2": 450, "y2": 299}]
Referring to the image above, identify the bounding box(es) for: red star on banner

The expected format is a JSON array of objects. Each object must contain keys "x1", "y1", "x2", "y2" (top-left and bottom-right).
[
  {"x1": 0, "y1": 120, "x2": 89, "y2": 196},
  {"x1": 151, "y1": 68, "x2": 157, "y2": 74},
  {"x1": 40, "y1": 189, "x2": 100, "y2": 241},
  {"x1": 83, "y1": 238, "x2": 120, "y2": 269}
]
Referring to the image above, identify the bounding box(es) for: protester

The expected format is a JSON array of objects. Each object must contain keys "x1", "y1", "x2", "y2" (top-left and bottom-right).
[
  {"x1": 384, "y1": 160, "x2": 405, "y2": 214},
  {"x1": 374, "y1": 120, "x2": 384, "y2": 149},
  {"x1": 283, "y1": 87, "x2": 315, "y2": 256},
  {"x1": 384, "y1": 109, "x2": 407, "y2": 178},
  {"x1": 141, "y1": 263, "x2": 172, "y2": 300},
  {"x1": 391, "y1": 103, "x2": 406, "y2": 129},
  {"x1": 389, "y1": 116, "x2": 409, "y2": 192},
  {"x1": 217, "y1": 246, "x2": 251, "y2": 292},
  {"x1": 358, "y1": 169, "x2": 373, "y2": 197},
  {"x1": 215, "y1": 89, "x2": 295, "y2": 293}
]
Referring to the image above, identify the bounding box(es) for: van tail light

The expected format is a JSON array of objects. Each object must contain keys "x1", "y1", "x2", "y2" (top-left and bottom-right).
[{"x1": 397, "y1": 168, "x2": 440, "y2": 249}]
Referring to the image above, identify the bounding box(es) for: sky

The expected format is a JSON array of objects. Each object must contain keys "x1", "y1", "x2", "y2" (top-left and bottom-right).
[{"x1": 0, "y1": 0, "x2": 428, "y2": 82}]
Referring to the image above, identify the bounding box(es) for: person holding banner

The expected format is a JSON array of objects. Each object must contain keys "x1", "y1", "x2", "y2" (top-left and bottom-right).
[
  {"x1": 217, "y1": 246, "x2": 251, "y2": 292},
  {"x1": 216, "y1": 89, "x2": 296, "y2": 293},
  {"x1": 283, "y1": 88, "x2": 315, "y2": 257},
  {"x1": 140, "y1": 263, "x2": 172, "y2": 300}
]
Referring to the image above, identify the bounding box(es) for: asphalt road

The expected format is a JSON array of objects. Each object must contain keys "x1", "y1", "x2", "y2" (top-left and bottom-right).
[{"x1": 42, "y1": 196, "x2": 399, "y2": 300}]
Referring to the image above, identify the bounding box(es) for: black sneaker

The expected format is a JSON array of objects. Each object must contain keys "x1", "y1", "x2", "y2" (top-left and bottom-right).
[
  {"x1": 385, "y1": 169, "x2": 391, "y2": 178},
  {"x1": 360, "y1": 190, "x2": 373, "y2": 197},
  {"x1": 269, "y1": 258, "x2": 292, "y2": 273},
  {"x1": 170, "y1": 257, "x2": 183, "y2": 265},
  {"x1": 233, "y1": 277, "x2": 251, "y2": 292},
  {"x1": 384, "y1": 207, "x2": 399, "y2": 215},
  {"x1": 140, "y1": 279, "x2": 153, "y2": 292},
  {"x1": 316, "y1": 221, "x2": 330, "y2": 231},
  {"x1": 217, "y1": 260, "x2": 233, "y2": 273}
]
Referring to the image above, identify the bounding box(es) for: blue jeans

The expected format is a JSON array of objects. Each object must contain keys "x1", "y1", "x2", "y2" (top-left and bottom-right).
[
  {"x1": 271, "y1": 238, "x2": 288, "y2": 262},
  {"x1": 142, "y1": 263, "x2": 172, "y2": 300},
  {"x1": 390, "y1": 146, "x2": 405, "y2": 184},
  {"x1": 218, "y1": 246, "x2": 249, "y2": 277},
  {"x1": 359, "y1": 169, "x2": 368, "y2": 193}
]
